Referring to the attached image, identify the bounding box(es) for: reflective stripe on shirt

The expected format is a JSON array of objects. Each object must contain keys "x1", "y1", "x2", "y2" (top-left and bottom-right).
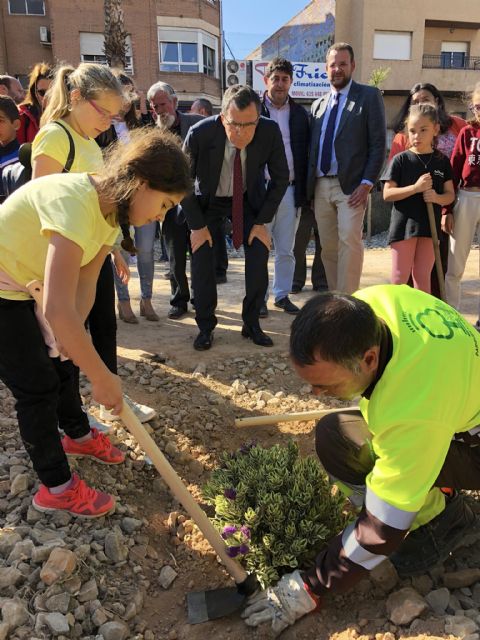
[
  {"x1": 366, "y1": 487, "x2": 417, "y2": 530},
  {"x1": 341, "y1": 522, "x2": 387, "y2": 570}
]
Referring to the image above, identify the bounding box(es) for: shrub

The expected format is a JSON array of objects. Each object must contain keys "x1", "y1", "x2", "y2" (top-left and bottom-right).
[{"x1": 202, "y1": 441, "x2": 348, "y2": 588}]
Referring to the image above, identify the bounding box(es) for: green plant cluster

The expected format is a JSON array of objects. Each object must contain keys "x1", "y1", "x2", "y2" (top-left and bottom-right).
[{"x1": 202, "y1": 441, "x2": 348, "y2": 588}]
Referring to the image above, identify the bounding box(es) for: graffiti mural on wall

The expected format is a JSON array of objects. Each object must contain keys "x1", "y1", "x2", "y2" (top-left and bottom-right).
[{"x1": 251, "y1": 0, "x2": 335, "y2": 63}]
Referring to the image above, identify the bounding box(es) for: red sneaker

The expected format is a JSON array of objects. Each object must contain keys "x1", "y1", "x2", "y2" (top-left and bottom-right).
[
  {"x1": 32, "y1": 474, "x2": 115, "y2": 518},
  {"x1": 62, "y1": 428, "x2": 125, "y2": 465}
]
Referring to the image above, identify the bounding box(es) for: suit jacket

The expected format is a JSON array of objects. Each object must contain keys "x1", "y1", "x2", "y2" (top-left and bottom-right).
[
  {"x1": 261, "y1": 94, "x2": 310, "y2": 208},
  {"x1": 306, "y1": 80, "x2": 386, "y2": 199},
  {"x1": 181, "y1": 115, "x2": 289, "y2": 230},
  {"x1": 177, "y1": 111, "x2": 203, "y2": 141}
]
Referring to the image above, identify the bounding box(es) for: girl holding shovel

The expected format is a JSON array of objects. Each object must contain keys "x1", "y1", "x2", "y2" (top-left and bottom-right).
[
  {"x1": 0, "y1": 128, "x2": 191, "y2": 517},
  {"x1": 383, "y1": 104, "x2": 455, "y2": 293}
]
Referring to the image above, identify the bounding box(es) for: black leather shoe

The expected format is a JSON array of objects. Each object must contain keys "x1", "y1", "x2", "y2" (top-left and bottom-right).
[
  {"x1": 291, "y1": 284, "x2": 303, "y2": 294},
  {"x1": 167, "y1": 306, "x2": 187, "y2": 319},
  {"x1": 274, "y1": 296, "x2": 299, "y2": 315},
  {"x1": 390, "y1": 492, "x2": 479, "y2": 578},
  {"x1": 193, "y1": 330, "x2": 213, "y2": 351},
  {"x1": 216, "y1": 274, "x2": 227, "y2": 284},
  {"x1": 241, "y1": 324, "x2": 273, "y2": 347},
  {"x1": 259, "y1": 303, "x2": 268, "y2": 318},
  {"x1": 312, "y1": 284, "x2": 329, "y2": 292}
]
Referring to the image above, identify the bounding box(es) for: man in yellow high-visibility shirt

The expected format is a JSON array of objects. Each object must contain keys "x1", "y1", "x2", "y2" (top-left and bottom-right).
[{"x1": 243, "y1": 284, "x2": 480, "y2": 636}]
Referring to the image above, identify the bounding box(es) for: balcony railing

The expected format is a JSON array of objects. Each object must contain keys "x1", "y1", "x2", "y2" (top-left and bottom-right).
[{"x1": 422, "y1": 54, "x2": 480, "y2": 70}]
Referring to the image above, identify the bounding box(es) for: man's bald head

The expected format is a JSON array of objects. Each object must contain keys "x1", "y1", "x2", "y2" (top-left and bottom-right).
[{"x1": 0, "y1": 75, "x2": 25, "y2": 104}]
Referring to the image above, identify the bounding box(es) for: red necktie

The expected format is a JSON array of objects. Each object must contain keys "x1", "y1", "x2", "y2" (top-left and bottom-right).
[{"x1": 232, "y1": 148, "x2": 243, "y2": 249}]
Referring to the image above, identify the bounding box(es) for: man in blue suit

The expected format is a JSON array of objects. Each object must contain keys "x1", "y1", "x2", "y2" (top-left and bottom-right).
[{"x1": 307, "y1": 43, "x2": 386, "y2": 294}]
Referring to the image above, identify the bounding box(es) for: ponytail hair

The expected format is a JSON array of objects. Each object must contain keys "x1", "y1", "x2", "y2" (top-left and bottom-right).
[
  {"x1": 41, "y1": 62, "x2": 123, "y2": 126},
  {"x1": 120, "y1": 221, "x2": 137, "y2": 255},
  {"x1": 406, "y1": 103, "x2": 440, "y2": 126}
]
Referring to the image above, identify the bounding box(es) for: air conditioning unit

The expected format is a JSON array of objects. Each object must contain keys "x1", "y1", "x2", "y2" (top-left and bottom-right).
[
  {"x1": 225, "y1": 59, "x2": 247, "y2": 86},
  {"x1": 39, "y1": 26, "x2": 52, "y2": 45}
]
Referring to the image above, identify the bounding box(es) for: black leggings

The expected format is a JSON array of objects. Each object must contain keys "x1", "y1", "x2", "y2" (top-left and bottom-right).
[
  {"x1": 0, "y1": 298, "x2": 89, "y2": 487},
  {"x1": 87, "y1": 256, "x2": 117, "y2": 374}
]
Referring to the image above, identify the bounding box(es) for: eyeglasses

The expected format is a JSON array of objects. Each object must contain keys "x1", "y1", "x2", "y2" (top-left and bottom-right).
[
  {"x1": 36, "y1": 88, "x2": 47, "y2": 97},
  {"x1": 222, "y1": 117, "x2": 259, "y2": 132},
  {"x1": 469, "y1": 103, "x2": 480, "y2": 113},
  {"x1": 87, "y1": 99, "x2": 113, "y2": 120}
]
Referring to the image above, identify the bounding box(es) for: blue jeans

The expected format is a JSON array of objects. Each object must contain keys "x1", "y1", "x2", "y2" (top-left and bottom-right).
[
  {"x1": 114, "y1": 223, "x2": 156, "y2": 301},
  {"x1": 266, "y1": 186, "x2": 299, "y2": 301}
]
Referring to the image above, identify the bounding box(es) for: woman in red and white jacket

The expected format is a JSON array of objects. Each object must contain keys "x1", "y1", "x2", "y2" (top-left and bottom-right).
[
  {"x1": 444, "y1": 82, "x2": 480, "y2": 330},
  {"x1": 17, "y1": 62, "x2": 53, "y2": 144}
]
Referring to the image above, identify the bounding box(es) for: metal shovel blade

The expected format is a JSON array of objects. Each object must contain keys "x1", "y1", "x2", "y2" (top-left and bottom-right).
[{"x1": 187, "y1": 587, "x2": 247, "y2": 624}]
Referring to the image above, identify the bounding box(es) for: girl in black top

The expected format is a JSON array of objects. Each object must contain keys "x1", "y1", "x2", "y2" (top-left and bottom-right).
[{"x1": 383, "y1": 104, "x2": 455, "y2": 293}]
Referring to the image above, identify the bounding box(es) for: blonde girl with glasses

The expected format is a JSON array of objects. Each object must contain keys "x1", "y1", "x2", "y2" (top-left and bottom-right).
[
  {"x1": 445, "y1": 83, "x2": 480, "y2": 330},
  {"x1": 31, "y1": 63, "x2": 155, "y2": 429}
]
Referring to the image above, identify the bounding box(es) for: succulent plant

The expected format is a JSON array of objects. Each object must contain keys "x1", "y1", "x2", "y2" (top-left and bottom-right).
[{"x1": 203, "y1": 441, "x2": 348, "y2": 588}]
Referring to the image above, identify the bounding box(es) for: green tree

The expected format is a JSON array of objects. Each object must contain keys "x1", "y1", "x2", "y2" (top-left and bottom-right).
[
  {"x1": 103, "y1": 0, "x2": 128, "y2": 69},
  {"x1": 368, "y1": 66, "x2": 391, "y2": 89}
]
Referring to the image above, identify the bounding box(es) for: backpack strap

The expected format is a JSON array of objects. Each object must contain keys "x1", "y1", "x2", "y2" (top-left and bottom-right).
[{"x1": 52, "y1": 121, "x2": 75, "y2": 173}]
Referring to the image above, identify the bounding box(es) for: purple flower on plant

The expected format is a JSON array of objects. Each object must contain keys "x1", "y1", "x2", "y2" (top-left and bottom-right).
[
  {"x1": 226, "y1": 545, "x2": 240, "y2": 558},
  {"x1": 221, "y1": 525, "x2": 238, "y2": 540},
  {"x1": 224, "y1": 487, "x2": 237, "y2": 500},
  {"x1": 240, "y1": 525, "x2": 251, "y2": 539},
  {"x1": 238, "y1": 544, "x2": 250, "y2": 554}
]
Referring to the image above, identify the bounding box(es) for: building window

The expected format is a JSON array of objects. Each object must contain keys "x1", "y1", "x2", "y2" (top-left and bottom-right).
[
  {"x1": 160, "y1": 42, "x2": 198, "y2": 73},
  {"x1": 79, "y1": 32, "x2": 133, "y2": 74},
  {"x1": 373, "y1": 31, "x2": 412, "y2": 60},
  {"x1": 158, "y1": 26, "x2": 218, "y2": 77},
  {"x1": 203, "y1": 45, "x2": 215, "y2": 76},
  {"x1": 8, "y1": 0, "x2": 45, "y2": 15},
  {"x1": 441, "y1": 42, "x2": 468, "y2": 69}
]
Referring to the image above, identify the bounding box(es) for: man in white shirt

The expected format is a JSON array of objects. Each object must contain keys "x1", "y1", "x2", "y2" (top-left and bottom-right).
[{"x1": 260, "y1": 58, "x2": 310, "y2": 317}]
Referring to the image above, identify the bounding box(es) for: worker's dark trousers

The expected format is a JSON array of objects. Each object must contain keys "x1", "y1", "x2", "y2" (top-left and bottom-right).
[
  {"x1": 0, "y1": 298, "x2": 89, "y2": 487},
  {"x1": 316, "y1": 410, "x2": 480, "y2": 501}
]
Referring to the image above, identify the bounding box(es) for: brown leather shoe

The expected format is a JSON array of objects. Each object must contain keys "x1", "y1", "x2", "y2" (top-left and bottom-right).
[
  {"x1": 140, "y1": 299, "x2": 159, "y2": 322},
  {"x1": 117, "y1": 301, "x2": 138, "y2": 324}
]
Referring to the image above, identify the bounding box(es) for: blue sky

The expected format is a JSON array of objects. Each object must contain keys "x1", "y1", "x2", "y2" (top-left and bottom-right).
[{"x1": 222, "y1": 0, "x2": 309, "y2": 59}]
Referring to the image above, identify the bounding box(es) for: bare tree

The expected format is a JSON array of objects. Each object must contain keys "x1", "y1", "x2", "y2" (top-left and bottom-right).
[{"x1": 103, "y1": 0, "x2": 128, "y2": 69}]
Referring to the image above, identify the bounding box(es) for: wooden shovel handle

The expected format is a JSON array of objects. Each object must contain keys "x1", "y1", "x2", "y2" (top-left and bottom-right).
[
  {"x1": 120, "y1": 401, "x2": 247, "y2": 584},
  {"x1": 235, "y1": 406, "x2": 360, "y2": 427},
  {"x1": 426, "y1": 202, "x2": 447, "y2": 302}
]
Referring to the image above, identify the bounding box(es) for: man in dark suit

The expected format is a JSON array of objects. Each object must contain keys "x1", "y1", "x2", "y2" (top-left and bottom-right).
[
  {"x1": 182, "y1": 85, "x2": 289, "y2": 351},
  {"x1": 147, "y1": 82, "x2": 203, "y2": 319},
  {"x1": 307, "y1": 42, "x2": 386, "y2": 294}
]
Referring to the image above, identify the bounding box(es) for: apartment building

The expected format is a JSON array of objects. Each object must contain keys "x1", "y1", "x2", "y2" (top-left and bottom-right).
[
  {"x1": 336, "y1": 0, "x2": 480, "y2": 123},
  {"x1": 0, "y1": 0, "x2": 222, "y2": 107},
  {"x1": 247, "y1": 0, "x2": 479, "y2": 125}
]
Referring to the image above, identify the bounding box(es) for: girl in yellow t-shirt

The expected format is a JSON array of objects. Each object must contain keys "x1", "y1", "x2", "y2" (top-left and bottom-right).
[{"x1": 0, "y1": 128, "x2": 191, "y2": 517}]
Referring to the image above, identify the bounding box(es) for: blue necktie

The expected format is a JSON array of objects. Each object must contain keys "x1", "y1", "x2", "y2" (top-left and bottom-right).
[{"x1": 320, "y1": 92, "x2": 340, "y2": 176}]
